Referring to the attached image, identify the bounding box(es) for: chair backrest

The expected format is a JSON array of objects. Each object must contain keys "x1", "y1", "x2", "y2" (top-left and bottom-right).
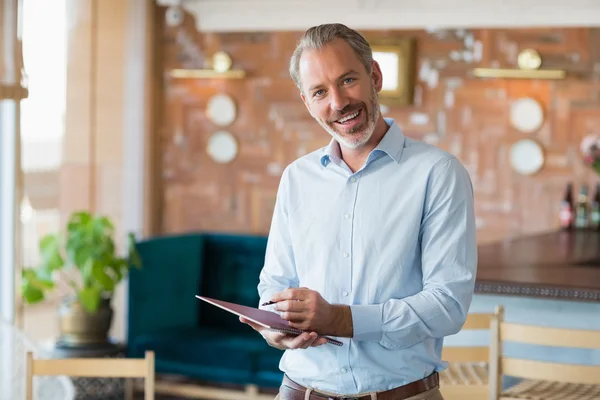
[
  {"x1": 25, "y1": 350, "x2": 155, "y2": 400},
  {"x1": 442, "y1": 305, "x2": 503, "y2": 364},
  {"x1": 440, "y1": 306, "x2": 504, "y2": 400},
  {"x1": 128, "y1": 233, "x2": 205, "y2": 342},
  {"x1": 491, "y1": 317, "x2": 600, "y2": 399},
  {"x1": 198, "y1": 233, "x2": 269, "y2": 333}
]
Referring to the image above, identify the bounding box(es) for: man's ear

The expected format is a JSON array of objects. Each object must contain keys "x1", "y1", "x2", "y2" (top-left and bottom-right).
[{"x1": 371, "y1": 60, "x2": 383, "y2": 92}]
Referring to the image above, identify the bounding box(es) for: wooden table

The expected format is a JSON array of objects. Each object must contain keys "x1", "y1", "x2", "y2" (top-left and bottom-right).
[{"x1": 474, "y1": 229, "x2": 600, "y2": 302}]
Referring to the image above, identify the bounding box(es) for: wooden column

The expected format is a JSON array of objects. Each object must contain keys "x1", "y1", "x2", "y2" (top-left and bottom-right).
[
  {"x1": 61, "y1": 0, "x2": 157, "y2": 341},
  {"x1": 61, "y1": 0, "x2": 130, "y2": 223}
]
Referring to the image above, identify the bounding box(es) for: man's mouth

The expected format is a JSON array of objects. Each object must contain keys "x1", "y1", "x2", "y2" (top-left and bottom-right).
[{"x1": 335, "y1": 109, "x2": 362, "y2": 125}]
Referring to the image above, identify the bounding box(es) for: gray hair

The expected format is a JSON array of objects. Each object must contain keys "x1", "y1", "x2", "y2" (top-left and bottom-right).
[{"x1": 289, "y1": 23, "x2": 373, "y2": 92}]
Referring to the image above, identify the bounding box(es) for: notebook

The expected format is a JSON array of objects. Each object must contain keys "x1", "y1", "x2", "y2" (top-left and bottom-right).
[{"x1": 195, "y1": 295, "x2": 343, "y2": 347}]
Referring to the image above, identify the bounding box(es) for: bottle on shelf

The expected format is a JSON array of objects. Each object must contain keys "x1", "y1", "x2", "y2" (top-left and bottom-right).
[
  {"x1": 559, "y1": 182, "x2": 574, "y2": 230},
  {"x1": 575, "y1": 183, "x2": 589, "y2": 229},
  {"x1": 590, "y1": 183, "x2": 600, "y2": 230}
]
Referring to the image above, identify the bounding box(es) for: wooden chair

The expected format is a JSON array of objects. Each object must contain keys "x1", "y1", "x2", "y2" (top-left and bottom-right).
[
  {"x1": 440, "y1": 305, "x2": 504, "y2": 400},
  {"x1": 491, "y1": 318, "x2": 600, "y2": 400},
  {"x1": 25, "y1": 350, "x2": 155, "y2": 400}
]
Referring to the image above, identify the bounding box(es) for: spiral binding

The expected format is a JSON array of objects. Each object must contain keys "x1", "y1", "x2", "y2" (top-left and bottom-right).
[{"x1": 268, "y1": 328, "x2": 343, "y2": 346}]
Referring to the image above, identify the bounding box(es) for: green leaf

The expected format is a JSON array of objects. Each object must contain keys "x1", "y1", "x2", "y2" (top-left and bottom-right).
[
  {"x1": 22, "y1": 269, "x2": 55, "y2": 289},
  {"x1": 92, "y1": 263, "x2": 115, "y2": 291},
  {"x1": 93, "y1": 216, "x2": 114, "y2": 236},
  {"x1": 21, "y1": 268, "x2": 54, "y2": 304},
  {"x1": 78, "y1": 286, "x2": 101, "y2": 313},
  {"x1": 22, "y1": 284, "x2": 44, "y2": 303},
  {"x1": 39, "y1": 234, "x2": 64, "y2": 272},
  {"x1": 106, "y1": 261, "x2": 124, "y2": 283},
  {"x1": 68, "y1": 244, "x2": 95, "y2": 271},
  {"x1": 67, "y1": 211, "x2": 91, "y2": 231},
  {"x1": 81, "y1": 259, "x2": 94, "y2": 286},
  {"x1": 127, "y1": 233, "x2": 142, "y2": 268}
]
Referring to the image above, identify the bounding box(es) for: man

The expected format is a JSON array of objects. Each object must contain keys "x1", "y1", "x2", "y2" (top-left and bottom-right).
[{"x1": 240, "y1": 23, "x2": 477, "y2": 400}]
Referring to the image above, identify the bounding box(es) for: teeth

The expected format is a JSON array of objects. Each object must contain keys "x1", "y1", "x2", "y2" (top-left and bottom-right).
[{"x1": 338, "y1": 110, "x2": 359, "y2": 123}]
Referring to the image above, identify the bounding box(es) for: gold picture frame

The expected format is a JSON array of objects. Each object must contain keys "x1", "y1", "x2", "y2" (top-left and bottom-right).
[{"x1": 369, "y1": 38, "x2": 416, "y2": 106}]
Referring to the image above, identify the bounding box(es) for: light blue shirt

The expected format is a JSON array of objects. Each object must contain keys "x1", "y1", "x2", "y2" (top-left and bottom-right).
[{"x1": 258, "y1": 118, "x2": 477, "y2": 395}]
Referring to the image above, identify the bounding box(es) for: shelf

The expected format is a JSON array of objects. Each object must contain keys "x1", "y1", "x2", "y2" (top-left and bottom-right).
[
  {"x1": 169, "y1": 69, "x2": 246, "y2": 79},
  {"x1": 472, "y1": 68, "x2": 566, "y2": 80}
]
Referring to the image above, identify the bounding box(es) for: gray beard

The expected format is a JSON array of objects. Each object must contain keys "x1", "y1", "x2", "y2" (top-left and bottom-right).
[{"x1": 316, "y1": 85, "x2": 380, "y2": 150}]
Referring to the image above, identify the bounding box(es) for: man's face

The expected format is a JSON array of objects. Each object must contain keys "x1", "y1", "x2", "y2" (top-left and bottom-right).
[{"x1": 299, "y1": 38, "x2": 382, "y2": 150}]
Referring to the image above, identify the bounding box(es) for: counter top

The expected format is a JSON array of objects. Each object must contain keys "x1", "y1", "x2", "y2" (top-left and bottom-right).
[{"x1": 475, "y1": 230, "x2": 600, "y2": 302}]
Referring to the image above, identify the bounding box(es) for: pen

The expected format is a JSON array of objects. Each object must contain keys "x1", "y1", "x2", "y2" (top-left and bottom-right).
[
  {"x1": 262, "y1": 287, "x2": 296, "y2": 306},
  {"x1": 262, "y1": 298, "x2": 299, "y2": 306}
]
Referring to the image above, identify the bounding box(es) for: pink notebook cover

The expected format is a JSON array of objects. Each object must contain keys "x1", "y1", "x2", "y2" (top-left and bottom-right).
[{"x1": 195, "y1": 295, "x2": 343, "y2": 346}]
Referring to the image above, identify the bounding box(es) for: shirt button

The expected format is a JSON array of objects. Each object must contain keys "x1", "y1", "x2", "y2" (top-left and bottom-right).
[
  {"x1": 343, "y1": 252, "x2": 349, "y2": 258},
  {"x1": 350, "y1": 177, "x2": 357, "y2": 182},
  {"x1": 343, "y1": 291, "x2": 349, "y2": 297},
  {"x1": 344, "y1": 213, "x2": 351, "y2": 219},
  {"x1": 341, "y1": 368, "x2": 347, "y2": 373}
]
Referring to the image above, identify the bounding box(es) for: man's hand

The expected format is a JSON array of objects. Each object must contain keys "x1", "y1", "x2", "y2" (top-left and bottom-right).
[
  {"x1": 239, "y1": 317, "x2": 327, "y2": 350},
  {"x1": 269, "y1": 288, "x2": 353, "y2": 337}
]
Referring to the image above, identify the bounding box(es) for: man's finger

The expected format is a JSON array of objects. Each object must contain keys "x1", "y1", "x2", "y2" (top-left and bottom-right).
[
  {"x1": 279, "y1": 311, "x2": 305, "y2": 323},
  {"x1": 281, "y1": 332, "x2": 316, "y2": 349},
  {"x1": 299, "y1": 333, "x2": 318, "y2": 349},
  {"x1": 269, "y1": 289, "x2": 293, "y2": 303},
  {"x1": 311, "y1": 337, "x2": 327, "y2": 347},
  {"x1": 270, "y1": 287, "x2": 308, "y2": 303},
  {"x1": 239, "y1": 316, "x2": 264, "y2": 332},
  {"x1": 275, "y1": 300, "x2": 305, "y2": 312}
]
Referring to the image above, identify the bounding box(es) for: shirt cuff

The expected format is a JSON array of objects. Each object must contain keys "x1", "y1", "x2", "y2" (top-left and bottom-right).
[{"x1": 350, "y1": 304, "x2": 383, "y2": 341}]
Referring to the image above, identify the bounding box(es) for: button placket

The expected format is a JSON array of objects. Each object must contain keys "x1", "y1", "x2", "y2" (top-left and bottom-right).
[{"x1": 337, "y1": 174, "x2": 358, "y2": 393}]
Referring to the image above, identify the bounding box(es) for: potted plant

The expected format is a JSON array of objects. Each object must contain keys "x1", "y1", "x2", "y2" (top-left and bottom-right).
[{"x1": 21, "y1": 210, "x2": 142, "y2": 347}]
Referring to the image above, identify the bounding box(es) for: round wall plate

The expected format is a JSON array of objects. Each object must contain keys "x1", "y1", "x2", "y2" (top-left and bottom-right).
[
  {"x1": 510, "y1": 97, "x2": 544, "y2": 134},
  {"x1": 207, "y1": 131, "x2": 238, "y2": 164},
  {"x1": 517, "y1": 49, "x2": 542, "y2": 70},
  {"x1": 509, "y1": 138, "x2": 544, "y2": 175},
  {"x1": 206, "y1": 94, "x2": 236, "y2": 127}
]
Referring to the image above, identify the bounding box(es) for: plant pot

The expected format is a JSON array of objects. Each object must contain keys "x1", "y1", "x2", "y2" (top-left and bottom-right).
[{"x1": 57, "y1": 296, "x2": 113, "y2": 347}]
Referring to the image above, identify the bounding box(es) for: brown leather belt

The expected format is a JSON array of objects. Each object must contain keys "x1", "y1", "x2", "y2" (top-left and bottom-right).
[{"x1": 279, "y1": 372, "x2": 439, "y2": 400}]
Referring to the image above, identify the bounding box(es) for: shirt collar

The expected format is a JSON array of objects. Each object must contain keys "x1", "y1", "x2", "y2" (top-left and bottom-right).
[{"x1": 320, "y1": 118, "x2": 405, "y2": 167}]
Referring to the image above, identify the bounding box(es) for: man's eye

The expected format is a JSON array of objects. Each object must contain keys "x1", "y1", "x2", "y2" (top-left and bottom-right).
[
  {"x1": 314, "y1": 90, "x2": 324, "y2": 97},
  {"x1": 343, "y1": 78, "x2": 354, "y2": 84}
]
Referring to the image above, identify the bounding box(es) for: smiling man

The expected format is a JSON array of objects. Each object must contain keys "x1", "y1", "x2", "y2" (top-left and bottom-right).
[{"x1": 240, "y1": 23, "x2": 477, "y2": 400}]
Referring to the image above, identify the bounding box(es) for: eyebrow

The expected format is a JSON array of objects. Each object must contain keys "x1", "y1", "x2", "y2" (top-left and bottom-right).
[{"x1": 307, "y1": 69, "x2": 360, "y2": 92}]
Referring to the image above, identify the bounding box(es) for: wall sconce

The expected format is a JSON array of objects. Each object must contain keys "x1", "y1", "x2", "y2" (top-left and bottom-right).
[
  {"x1": 169, "y1": 51, "x2": 246, "y2": 79},
  {"x1": 473, "y1": 49, "x2": 565, "y2": 80}
]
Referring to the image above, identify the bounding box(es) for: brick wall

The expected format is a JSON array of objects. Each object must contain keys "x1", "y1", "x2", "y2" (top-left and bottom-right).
[{"x1": 159, "y1": 12, "x2": 600, "y2": 244}]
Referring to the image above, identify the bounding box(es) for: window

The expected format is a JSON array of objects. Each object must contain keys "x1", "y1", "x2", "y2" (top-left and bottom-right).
[{"x1": 18, "y1": 0, "x2": 67, "y2": 341}]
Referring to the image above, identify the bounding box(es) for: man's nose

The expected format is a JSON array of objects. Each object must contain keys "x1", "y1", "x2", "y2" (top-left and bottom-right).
[{"x1": 330, "y1": 88, "x2": 350, "y2": 112}]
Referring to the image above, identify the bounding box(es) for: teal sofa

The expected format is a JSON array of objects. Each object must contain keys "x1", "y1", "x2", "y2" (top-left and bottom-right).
[{"x1": 126, "y1": 233, "x2": 284, "y2": 388}]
